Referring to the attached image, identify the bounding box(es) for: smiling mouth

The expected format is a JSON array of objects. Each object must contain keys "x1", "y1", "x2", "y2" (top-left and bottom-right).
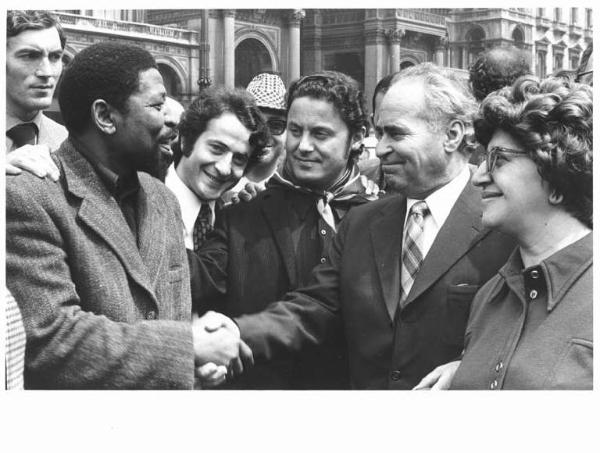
[
  {"x1": 482, "y1": 191, "x2": 502, "y2": 199},
  {"x1": 203, "y1": 171, "x2": 229, "y2": 186},
  {"x1": 294, "y1": 156, "x2": 320, "y2": 164}
]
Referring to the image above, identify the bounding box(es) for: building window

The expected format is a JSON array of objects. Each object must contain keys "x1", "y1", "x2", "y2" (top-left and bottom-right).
[
  {"x1": 586, "y1": 9, "x2": 593, "y2": 28},
  {"x1": 554, "y1": 51, "x2": 563, "y2": 71},
  {"x1": 512, "y1": 27, "x2": 525, "y2": 48},
  {"x1": 571, "y1": 8, "x2": 578, "y2": 25},
  {"x1": 554, "y1": 8, "x2": 562, "y2": 23},
  {"x1": 571, "y1": 55, "x2": 580, "y2": 69},
  {"x1": 537, "y1": 51, "x2": 547, "y2": 78},
  {"x1": 537, "y1": 8, "x2": 545, "y2": 18}
]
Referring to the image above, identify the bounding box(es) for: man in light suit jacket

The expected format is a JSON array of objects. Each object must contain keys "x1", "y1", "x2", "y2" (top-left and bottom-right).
[
  {"x1": 232, "y1": 63, "x2": 515, "y2": 389},
  {"x1": 5, "y1": 42, "x2": 249, "y2": 389}
]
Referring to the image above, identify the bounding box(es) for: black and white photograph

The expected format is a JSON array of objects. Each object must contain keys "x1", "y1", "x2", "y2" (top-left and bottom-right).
[{"x1": 2, "y1": 3, "x2": 596, "y2": 451}]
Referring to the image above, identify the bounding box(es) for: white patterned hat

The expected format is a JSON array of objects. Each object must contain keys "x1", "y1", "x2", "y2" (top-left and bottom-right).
[{"x1": 246, "y1": 73, "x2": 286, "y2": 111}]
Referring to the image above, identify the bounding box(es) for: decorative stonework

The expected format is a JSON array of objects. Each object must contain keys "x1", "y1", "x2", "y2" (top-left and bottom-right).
[
  {"x1": 289, "y1": 9, "x2": 306, "y2": 26},
  {"x1": 385, "y1": 28, "x2": 405, "y2": 44}
]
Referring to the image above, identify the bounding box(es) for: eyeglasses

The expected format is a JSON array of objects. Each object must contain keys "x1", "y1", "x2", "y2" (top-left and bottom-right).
[
  {"x1": 266, "y1": 119, "x2": 287, "y2": 136},
  {"x1": 483, "y1": 146, "x2": 528, "y2": 173}
]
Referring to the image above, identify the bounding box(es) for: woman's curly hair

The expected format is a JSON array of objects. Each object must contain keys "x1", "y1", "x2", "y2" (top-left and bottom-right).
[{"x1": 474, "y1": 75, "x2": 593, "y2": 228}]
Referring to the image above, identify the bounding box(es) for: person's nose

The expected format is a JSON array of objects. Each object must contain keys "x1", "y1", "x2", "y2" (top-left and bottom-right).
[
  {"x1": 297, "y1": 132, "x2": 314, "y2": 154},
  {"x1": 375, "y1": 135, "x2": 392, "y2": 159},
  {"x1": 163, "y1": 109, "x2": 179, "y2": 130},
  {"x1": 214, "y1": 153, "x2": 233, "y2": 178},
  {"x1": 472, "y1": 161, "x2": 492, "y2": 188},
  {"x1": 35, "y1": 56, "x2": 56, "y2": 78}
]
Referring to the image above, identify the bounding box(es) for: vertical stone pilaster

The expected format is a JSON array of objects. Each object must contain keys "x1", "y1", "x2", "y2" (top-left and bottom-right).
[
  {"x1": 288, "y1": 9, "x2": 305, "y2": 81},
  {"x1": 385, "y1": 28, "x2": 404, "y2": 73},
  {"x1": 223, "y1": 10, "x2": 235, "y2": 88}
]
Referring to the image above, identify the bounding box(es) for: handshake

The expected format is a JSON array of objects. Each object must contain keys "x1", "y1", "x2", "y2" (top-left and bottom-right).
[{"x1": 192, "y1": 311, "x2": 253, "y2": 388}]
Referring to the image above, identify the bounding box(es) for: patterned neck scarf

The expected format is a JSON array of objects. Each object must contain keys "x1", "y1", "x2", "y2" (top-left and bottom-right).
[{"x1": 269, "y1": 164, "x2": 378, "y2": 231}]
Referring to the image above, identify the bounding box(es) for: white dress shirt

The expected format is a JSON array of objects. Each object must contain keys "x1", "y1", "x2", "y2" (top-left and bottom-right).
[
  {"x1": 165, "y1": 164, "x2": 216, "y2": 250},
  {"x1": 404, "y1": 164, "x2": 471, "y2": 261}
]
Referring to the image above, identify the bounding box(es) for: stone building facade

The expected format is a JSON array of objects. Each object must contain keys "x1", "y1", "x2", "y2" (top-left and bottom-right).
[{"x1": 49, "y1": 8, "x2": 593, "y2": 115}]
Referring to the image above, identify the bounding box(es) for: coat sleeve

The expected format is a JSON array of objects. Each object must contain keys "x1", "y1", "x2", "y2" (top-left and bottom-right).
[
  {"x1": 235, "y1": 207, "x2": 349, "y2": 362},
  {"x1": 188, "y1": 206, "x2": 230, "y2": 315},
  {"x1": 5, "y1": 176, "x2": 194, "y2": 389}
]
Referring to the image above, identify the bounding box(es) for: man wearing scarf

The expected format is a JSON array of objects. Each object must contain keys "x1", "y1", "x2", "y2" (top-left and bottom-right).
[{"x1": 192, "y1": 71, "x2": 377, "y2": 389}]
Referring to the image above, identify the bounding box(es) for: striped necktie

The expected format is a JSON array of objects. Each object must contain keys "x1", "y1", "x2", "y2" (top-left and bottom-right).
[
  {"x1": 192, "y1": 203, "x2": 213, "y2": 253},
  {"x1": 399, "y1": 200, "x2": 429, "y2": 311}
]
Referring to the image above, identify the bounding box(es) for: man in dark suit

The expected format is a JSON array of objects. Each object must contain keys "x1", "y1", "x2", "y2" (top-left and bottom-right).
[
  {"x1": 193, "y1": 71, "x2": 378, "y2": 389},
  {"x1": 232, "y1": 63, "x2": 515, "y2": 389},
  {"x1": 5, "y1": 42, "x2": 249, "y2": 389},
  {"x1": 164, "y1": 87, "x2": 269, "y2": 254}
]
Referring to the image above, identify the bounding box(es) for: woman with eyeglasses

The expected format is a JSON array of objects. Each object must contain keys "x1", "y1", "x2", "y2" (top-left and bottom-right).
[{"x1": 415, "y1": 75, "x2": 592, "y2": 390}]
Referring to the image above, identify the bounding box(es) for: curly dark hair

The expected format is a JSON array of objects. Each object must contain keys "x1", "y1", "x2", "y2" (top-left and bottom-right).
[
  {"x1": 469, "y1": 47, "x2": 532, "y2": 102},
  {"x1": 474, "y1": 75, "x2": 593, "y2": 228},
  {"x1": 58, "y1": 42, "x2": 158, "y2": 134},
  {"x1": 176, "y1": 86, "x2": 269, "y2": 171},
  {"x1": 286, "y1": 71, "x2": 368, "y2": 153},
  {"x1": 7, "y1": 10, "x2": 66, "y2": 48}
]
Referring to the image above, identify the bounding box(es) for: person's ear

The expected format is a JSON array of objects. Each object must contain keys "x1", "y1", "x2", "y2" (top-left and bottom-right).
[
  {"x1": 443, "y1": 120, "x2": 465, "y2": 153},
  {"x1": 91, "y1": 100, "x2": 117, "y2": 135}
]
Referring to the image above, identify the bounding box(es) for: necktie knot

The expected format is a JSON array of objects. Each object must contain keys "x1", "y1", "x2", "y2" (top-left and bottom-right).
[
  {"x1": 409, "y1": 200, "x2": 429, "y2": 219},
  {"x1": 7, "y1": 122, "x2": 39, "y2": 148}
]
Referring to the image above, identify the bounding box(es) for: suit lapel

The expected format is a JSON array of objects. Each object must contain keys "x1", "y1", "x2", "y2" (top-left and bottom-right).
[
  {"x1": 261, "y1": 190, "x2": 297, "y2": 286},
  {"x1": 136, "y1": 179, "x2": 167, "y2": 292},
  {"x1": 58, "y1": 142, "x2": 157, "y2": 300},
  {"x1": 401, "y1": 178, "x2": 484, "y2": 309},
  {"x1": 370, "y1": 196, "x2": 406, "y2": 320}
]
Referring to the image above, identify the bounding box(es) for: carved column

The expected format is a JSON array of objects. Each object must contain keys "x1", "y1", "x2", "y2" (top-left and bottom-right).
[
  {"x1": 289, "y1": 10, "x2": 305, "y2": 81},
  {"x1": 385, "y1": 28, "x2": 405, "y2": 73},
  {"x1": 223, "y1": 10, "x2": 235, "y2": 88}
]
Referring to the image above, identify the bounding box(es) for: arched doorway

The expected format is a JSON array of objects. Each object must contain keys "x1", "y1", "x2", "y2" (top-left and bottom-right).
[
  {"x1": 158, "y1": 63, "x2": 182, "y2": 98},
  {"x1": 235, "y1": 38, "x2": 273, "y2": 88}
]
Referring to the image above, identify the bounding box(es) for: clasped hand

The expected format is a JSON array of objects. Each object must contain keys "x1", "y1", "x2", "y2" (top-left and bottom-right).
[{"x1": 192, "y1": 311, "x2": 253, "y2": 388}]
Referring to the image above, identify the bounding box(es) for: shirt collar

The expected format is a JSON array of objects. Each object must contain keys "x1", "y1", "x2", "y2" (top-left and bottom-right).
[
  {"x1": 499, "y1": 232, "x2": 592, "y2": 311},
  {"x1": 406, "y1": 164, "x2": 470, "y2": 227},
  {"x1": 165, "y1": 164, "x2": 216, "y2": 233},
  {"x1": 6, "y1": 111, "x2": 44, "y2": 132}
]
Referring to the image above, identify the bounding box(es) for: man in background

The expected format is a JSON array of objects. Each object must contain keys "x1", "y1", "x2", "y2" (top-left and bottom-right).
[{"x1": 6, "y1": 10, "x2": 67, "y2": 153}]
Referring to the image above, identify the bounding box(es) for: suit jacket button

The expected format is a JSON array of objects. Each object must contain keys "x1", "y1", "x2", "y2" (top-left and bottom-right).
[
  {"x1": 390, "y1": 370, "x2": 401, "y2": 381},
  {"x1": 146, "y1": 310, "x2": 157, "y2": 320}
]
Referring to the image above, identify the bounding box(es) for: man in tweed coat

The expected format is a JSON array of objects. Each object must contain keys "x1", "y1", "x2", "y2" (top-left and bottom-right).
[{"x1": 5, "y1": 42, "x2": 249, "y2": 389}]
